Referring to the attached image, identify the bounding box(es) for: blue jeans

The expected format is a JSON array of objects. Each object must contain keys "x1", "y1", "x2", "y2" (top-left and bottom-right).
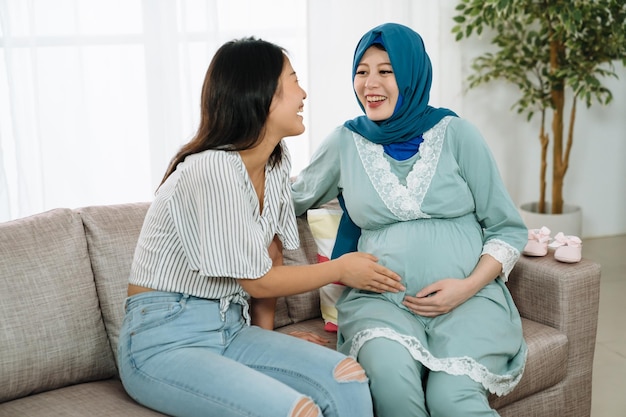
[{"x1": 118, "y1": 291, "x2": 373, "y2": 417}]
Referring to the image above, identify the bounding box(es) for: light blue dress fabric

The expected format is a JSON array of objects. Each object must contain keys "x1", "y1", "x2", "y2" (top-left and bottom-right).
[{"x1": 292, "y1": 116, "x2": 528, "y2": 398}]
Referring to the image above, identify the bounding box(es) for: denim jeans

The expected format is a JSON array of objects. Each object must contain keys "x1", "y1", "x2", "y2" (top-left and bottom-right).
[{"x1": 118, "y1": 291, "x2": 373, "y2": 417}]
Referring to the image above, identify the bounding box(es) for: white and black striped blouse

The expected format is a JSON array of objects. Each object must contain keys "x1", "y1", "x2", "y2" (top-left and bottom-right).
[{"x1": 129, "y1": 143, "x2": 300, "y2": 301}]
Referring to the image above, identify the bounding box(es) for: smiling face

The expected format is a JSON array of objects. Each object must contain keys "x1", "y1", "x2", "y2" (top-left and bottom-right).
[
  {"x1": 266, "y1": 57, "x2": 307, "y2": 141},
  {"x1": 353, "y1": 45, "x2": 399, "y2": 122}
]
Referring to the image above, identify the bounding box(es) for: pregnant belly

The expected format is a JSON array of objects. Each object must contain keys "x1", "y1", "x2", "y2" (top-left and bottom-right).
[{"x1": 358, "y1": 215, "x2": 483, "y2": 296}]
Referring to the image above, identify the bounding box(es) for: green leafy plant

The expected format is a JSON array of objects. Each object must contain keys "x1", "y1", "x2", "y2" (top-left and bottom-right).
[{"x1": 452, "y1": 0, "x2": 626, "y2": 214}]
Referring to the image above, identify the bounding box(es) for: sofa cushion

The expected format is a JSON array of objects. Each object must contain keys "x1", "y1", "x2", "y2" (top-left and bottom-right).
[
  {"x1": 0, "y1": 379, "x2": 166, "y2": 416},
  {"x1": 0, "y1": 209, "x2": 116, "y2": 403},
  {"x1": 307, "y1": 206, "x2": 344, "y2": 331},
  {"x1": 78, "y1": 202, "x2": 150, "y2": 366},
  {"x1": 280, "y1": 215, "x2": 322, "y2": 324},
  {"x1": 277, "y1": 318, "x2": 339, "y2": 347},
  {"x1": 79, "y1": 202, "x2": 312, "y2": 342}
]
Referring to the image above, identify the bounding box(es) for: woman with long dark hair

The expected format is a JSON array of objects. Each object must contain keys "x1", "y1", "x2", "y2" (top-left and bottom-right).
[{"x1": 117, "y1": 37, "x2": 403, "y2": 417}]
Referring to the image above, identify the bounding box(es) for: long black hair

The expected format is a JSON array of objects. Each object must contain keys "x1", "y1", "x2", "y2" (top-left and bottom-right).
[{"x1": 160, "y1": 37, "x2": 286, "y2": 186}]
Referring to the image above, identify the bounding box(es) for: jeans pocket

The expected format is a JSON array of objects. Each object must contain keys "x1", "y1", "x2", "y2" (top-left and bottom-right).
[
  {"x1": 125, "y1": 300, "x2": 185, "y2": 367},
  {"x1": 132, "y1": 299, "x2": 185, "y2": 336}
]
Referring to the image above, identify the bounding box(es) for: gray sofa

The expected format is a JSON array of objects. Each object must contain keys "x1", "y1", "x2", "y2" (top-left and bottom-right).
[{"x1": 0, "y1": 202, "x2": 601, "y2": 417}]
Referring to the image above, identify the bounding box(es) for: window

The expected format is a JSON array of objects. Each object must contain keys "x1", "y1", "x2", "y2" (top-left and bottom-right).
[{"x1": 0, "y1": 0, "x2": 308, "y2": 220}]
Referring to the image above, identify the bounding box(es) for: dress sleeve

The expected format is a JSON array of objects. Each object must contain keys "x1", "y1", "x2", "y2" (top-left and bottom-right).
[
  {"x1": 448, "y1": 118, "x2": 528, "y2": 280},
  {"x1": 169, "y1": 153, "x2": 272, "y2": 279},
  {"x1": 291, "y1": 126, "x2": 344, "y2": 215}
]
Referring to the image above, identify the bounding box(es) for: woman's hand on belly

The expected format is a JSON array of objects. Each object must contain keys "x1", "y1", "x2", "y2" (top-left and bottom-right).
[
  {"x1": 402, "y1": 255, "x2": 503, "y2": 317},
  {"x1": 402, "y1": 278, "x2": 473, "y2": 317}
]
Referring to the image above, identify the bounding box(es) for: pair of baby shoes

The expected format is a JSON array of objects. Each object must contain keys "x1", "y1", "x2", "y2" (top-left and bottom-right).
[{"x1": 523, "y1": 227, "x2": 582, "y2": 263}]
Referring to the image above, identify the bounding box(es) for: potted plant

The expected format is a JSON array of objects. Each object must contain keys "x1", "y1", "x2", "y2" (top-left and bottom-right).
[{"x1": 451, "y1": 0, "x2": 626, "y2": 233}]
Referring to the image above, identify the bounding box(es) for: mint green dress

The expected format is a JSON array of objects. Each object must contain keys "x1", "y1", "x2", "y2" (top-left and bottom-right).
[{"x1": 292, "y1": 116, "x2": 528, "y2": 396}]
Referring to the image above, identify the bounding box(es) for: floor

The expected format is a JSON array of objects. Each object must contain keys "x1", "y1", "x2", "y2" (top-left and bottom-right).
[{"x1": 585, "y1": 234, "x2": 626, "y2": 416}]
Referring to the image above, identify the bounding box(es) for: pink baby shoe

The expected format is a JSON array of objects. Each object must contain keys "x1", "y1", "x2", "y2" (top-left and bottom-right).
[
  {"x1": 549, "y1": 232, "x2": 582, "y2": 263},
  {"x1": 523, "y1": 226, "x2": 552, "y2": 256}
]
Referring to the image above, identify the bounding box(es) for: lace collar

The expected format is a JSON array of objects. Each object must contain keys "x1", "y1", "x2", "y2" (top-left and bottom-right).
[{"x1": 354, "y1": 116, "x2": 452, "y2": 220}]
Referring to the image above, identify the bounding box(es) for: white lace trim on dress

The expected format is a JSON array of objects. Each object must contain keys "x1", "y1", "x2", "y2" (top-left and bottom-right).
[
  {"x1": 349, "y1": 327, "x2": 526, "y2": 396},
  {"x1": 482, "y1": 239, "x2": 520, "y2": 282},
  {"x1": 354, "y1": 116, "x2": 453, "y2": 220}
]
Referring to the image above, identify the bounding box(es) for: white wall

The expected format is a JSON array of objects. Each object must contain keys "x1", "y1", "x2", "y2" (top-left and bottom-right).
[{"x1": 306, "y1": 0, "x2": 626, "y2": 238}]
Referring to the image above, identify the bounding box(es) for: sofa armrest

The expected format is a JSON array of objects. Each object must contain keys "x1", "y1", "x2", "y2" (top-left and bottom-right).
[
  {"x1": 506, "y1": 254, "x2": 601, "y2": 415},
  {"x1": 507, "y1": 255, "x2": 601, "y2": 337}
]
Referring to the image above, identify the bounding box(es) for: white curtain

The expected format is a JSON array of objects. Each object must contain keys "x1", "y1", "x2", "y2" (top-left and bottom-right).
[
  {"x1": 0, "y1": 0, "x2": 455, "y2": 222},
  {"x1": 0, "y1": 0, "x2": 309, "y2": 221}
]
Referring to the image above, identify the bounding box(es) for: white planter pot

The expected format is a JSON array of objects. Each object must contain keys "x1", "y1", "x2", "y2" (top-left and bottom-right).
[{"x1": 519, "y1": 202, "x2": 583, "y2": 238}]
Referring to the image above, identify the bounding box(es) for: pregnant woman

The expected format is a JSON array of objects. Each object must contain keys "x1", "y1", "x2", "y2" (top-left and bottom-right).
[{"x1": 292, "y1": 23, "x2": 528, "y2": 417}]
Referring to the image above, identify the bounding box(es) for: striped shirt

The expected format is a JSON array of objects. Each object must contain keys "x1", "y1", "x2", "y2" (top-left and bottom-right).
[{"x1": 129, "y1": 142, "x2": 300, "y2": 306}]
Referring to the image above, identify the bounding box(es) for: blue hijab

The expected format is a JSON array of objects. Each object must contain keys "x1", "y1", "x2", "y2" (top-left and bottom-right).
[
  {"x1": 332, "y1": 23, "x2": 457, "y2": 259},
  {"x1": 344, "y1": 22, "x2": 456, "y2": 144}
]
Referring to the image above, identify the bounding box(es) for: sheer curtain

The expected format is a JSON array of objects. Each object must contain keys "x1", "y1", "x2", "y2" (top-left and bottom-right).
[
  {"x1": 0, "y1": 0, "x2": 308, "y2": 221},
  {"x1": 0, "y1": 0, "x2": 455, "y2": 222}
]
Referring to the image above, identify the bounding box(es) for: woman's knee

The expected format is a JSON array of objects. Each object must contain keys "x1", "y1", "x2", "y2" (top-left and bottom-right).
[
  {"x1": 426, "y1": 373, "x2": 495, "y2": 417},
  {"x1": 290, "y1": 397, "x2": 320, "y2": 417},
  {"x1": 334, "y1": 357, "x2": 367, "y2": 382},
  {"x1": 358, "y1": 339, "x2": 427, "y2": 417},
  {"x1": 322, "y1": 357, "x2": 373, "y2": 417},
  {"x1": 358, "y1": 338, "x2": 422, "y2": 382}
]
